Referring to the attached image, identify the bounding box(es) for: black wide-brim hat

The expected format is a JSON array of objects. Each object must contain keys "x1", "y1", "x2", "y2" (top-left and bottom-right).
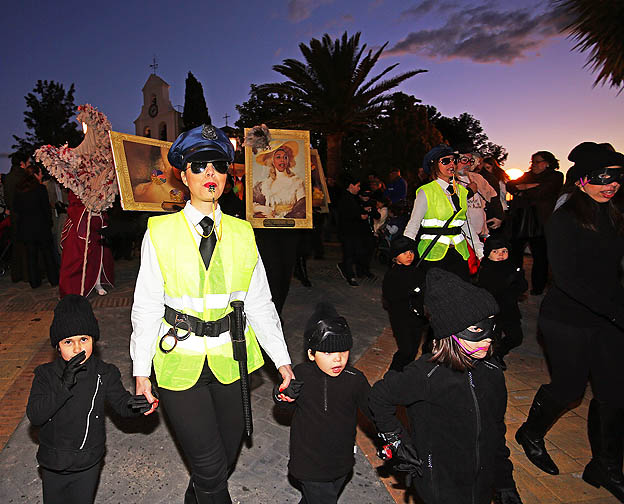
[
  {"x1": 167, "y1": 124, "x2": 235, "y2": 170},
  {"x1": 567, "y1": 142, "x2": 624, "y2": 183}
]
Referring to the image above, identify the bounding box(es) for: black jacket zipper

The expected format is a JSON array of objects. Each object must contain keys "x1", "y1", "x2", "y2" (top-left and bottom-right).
[
  {"x1": 80, "y1": 374, "x2": 101, "y2": 449},
  {"x1": 468, "y1": 371, "x2": 481, "y2": 504},
  {"x1": 323, "y1": 375, "x2": 328, "y2": 413}
]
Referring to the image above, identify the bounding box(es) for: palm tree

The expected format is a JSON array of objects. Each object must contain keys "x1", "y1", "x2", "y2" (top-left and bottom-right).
[
  {"x1": 554, "y1": 0, "x2": 624, "y2": 91},
  {"x1": 257, "y1": 32, "x2": 426, "y2": 179}
]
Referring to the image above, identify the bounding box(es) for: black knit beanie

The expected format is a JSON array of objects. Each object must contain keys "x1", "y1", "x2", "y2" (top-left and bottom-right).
[
  {"x1": 391, "y1": 236, "x2": 416, "y2": 259},
  {"x1": 483, "y1": 237, "x2": 511, "y2": 261},
  {"x1": 304, "y1": 302, "x2": 353, "y2": 353},
  {"x1": 50, "y1": 295, "x2": 100, "y2": 347},
  {"x1": 424, "y1": 268, "x2": 498, "y2": 340}
]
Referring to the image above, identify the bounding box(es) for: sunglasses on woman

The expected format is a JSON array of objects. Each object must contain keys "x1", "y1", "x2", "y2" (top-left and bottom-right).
[
  {"x1": 189, "y1": 160, "x2": 231, "y2": 175},
  {"x1": 439, "y1": 156, "x2": 457, "y2": 166}
]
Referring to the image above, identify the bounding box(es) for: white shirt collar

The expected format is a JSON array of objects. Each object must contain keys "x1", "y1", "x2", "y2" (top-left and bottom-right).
[
  {"x1": 436, "y1": 178, "x2": 452, "y2": 191},
  {"x1": 183, "y1": 200, "x2": 222, "y2": 227}
]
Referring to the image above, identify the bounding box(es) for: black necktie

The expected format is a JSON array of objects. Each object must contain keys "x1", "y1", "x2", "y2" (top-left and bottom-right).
[
  {"x1": 199, "y1": 216, "x2": 216, "y2": 270},
  {"x1": 447, "y1": 184, "x2": 460, "y2": 211}
]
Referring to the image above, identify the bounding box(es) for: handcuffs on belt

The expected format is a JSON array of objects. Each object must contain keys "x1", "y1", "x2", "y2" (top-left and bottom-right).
[{"x1": 159, "y1": 313, "x2": 192, "y2": 354}]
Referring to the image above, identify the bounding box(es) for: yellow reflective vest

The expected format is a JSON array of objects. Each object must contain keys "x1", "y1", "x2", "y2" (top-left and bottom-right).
[
  {"x1": 417, "y1": 181, "x2": 470, "y2": 261},
  {"x1": 148, "y1": 211, "x2": 264, "y2": 390}
]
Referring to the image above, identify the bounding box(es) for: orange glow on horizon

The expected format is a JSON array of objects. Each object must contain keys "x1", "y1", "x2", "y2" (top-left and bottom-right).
[{"x1": 506, "y1": 168, "x2": 524, "y2": 180}]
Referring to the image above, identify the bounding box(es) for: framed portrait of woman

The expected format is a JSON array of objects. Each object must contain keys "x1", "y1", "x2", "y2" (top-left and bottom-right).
[
  {"x1": 310, "y1": 149, "x2": 331, "y2": 213},
  {"x1": 109, "y1": 131, "x2": 189, "y2": 212},
  {"x1": 244, "y1": 128, "x2": 312, "y2": 229}
]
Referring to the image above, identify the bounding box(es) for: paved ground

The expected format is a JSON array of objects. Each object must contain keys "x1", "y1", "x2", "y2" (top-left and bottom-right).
[{"x1": 0, "y1": 243, "x2": 619, "y2": 503}]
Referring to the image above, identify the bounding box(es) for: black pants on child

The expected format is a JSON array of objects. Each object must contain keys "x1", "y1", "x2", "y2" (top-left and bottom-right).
[
  {"x1": 298, "y1": 473, "x2": 349, "y2": 504},
  {"x1": 41, "y1": 461, "x2": 101, "y2": 504},
  {"x1": 159, "y1": 362, "x2": 244, "y2": 502}
]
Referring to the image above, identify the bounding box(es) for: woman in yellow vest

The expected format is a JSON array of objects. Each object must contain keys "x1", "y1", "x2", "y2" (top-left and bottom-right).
[
  {"x1": 404, "y1": 144, "x2": 472, "y2": 280},
  {"x1": 130, "y1": 124, "x2": 294, "y2": 504}
]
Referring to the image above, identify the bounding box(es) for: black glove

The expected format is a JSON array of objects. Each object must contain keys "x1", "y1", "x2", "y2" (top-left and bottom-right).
[
  {"x1": 61, "y1": 351, "x2": 87, "y2": 389},
  {"x1": 493, "y1": 487, "x2": 523, "y2": 504},
  {"x1": 127, "y1": 395, "x2": 153, "y2": 414},
  {"x1": 273, "y1": 380, "x2": 304, "y2": 402},
  {"x1": 377, "y1": 431, "x2": 423, "y2": 487}
]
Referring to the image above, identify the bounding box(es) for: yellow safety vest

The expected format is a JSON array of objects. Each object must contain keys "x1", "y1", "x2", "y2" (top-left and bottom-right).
[
  {"x1": 417, "y1": 181, "x2": 470, "y2": 261},
  {"x1": 148, "y1": 211, "x2": 264, "y2": 390}
]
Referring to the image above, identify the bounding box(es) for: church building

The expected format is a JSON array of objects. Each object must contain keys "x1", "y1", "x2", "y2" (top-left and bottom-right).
[{"x1": 134, "y1": 73, "x2": 183, "y2": 142}]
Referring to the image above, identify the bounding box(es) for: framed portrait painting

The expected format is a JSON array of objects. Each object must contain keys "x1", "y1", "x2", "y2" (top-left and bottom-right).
[
  {"x1": 310, "y1": 149, "x2": 331, "y2": 213},
  {"x1": 109, "y1": 131, "x2": 189, "y2": 212},
  {"x1": 245, "y1": 128, "x2": 312, "y2": 229}
]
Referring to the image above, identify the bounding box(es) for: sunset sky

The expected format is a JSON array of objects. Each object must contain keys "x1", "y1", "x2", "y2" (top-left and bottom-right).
[{"x1": 1, "y1": 0, "x2": 622, "y2": 176}]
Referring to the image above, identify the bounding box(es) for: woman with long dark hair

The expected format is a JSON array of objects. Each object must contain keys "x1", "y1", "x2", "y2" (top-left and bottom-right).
[{"x1": 515, "y1": 142, "x2": 624, "y2": 502}]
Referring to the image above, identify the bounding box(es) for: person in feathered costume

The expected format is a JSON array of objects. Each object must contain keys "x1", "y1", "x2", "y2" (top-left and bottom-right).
[{"x1": 35, "y1": 104, "x2": 117, "y2": 297}]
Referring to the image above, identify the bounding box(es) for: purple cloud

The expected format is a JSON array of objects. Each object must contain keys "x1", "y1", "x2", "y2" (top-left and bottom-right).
[
  {"x1": 388, "y1": 2, "x2": 571, "y2": 64},
  {"x1": 288, "y1": 0, "x2": 334, "y2": 22}
]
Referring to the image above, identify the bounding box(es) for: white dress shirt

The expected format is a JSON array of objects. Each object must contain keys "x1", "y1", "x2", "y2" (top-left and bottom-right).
[
  {"x1": 404, "y1": 178, "x2": 471, "y2": 240},
  {"x1": 130, "y1": 201, "x2": 291, "y2": 377}
]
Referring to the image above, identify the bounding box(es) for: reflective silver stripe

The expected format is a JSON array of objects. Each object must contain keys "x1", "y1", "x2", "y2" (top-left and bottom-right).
[
  {"x1": 421, "y1": 234, "x2": 466, "y2": 245},
  {"x1": 164, "y1": 291, "x2": 249, "y2": 312},
  {"x1": 80, "y1": 374, "x2": 101, "y2": 450},
  {"x1": 421, "y1": 218, "x2": 466, "y2": 227}
]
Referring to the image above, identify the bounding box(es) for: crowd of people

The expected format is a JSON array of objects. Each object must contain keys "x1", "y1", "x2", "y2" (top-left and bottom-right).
[{"x1": 9, "y1": 125, "x2": 624, "y2": 504}]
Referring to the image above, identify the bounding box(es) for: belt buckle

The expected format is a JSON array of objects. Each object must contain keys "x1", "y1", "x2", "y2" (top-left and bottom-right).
[{"x1": 174, "y1": 313, "x2": 192, "y2": 341}]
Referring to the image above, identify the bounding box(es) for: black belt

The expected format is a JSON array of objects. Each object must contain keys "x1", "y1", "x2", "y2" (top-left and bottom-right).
[
  {"x1": 164, "y1": 305, "x2": 231, "y2": 338},
  {"x1": 420, "y1": 226, "x2": 462, "y2": 236}
]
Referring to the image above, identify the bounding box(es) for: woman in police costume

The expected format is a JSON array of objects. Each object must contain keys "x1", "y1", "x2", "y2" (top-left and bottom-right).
[
  {"x1": 403, "y1": 144, "x2": 472, "y2": 280},
  {"x1": 130, "y1": 124, "x2": 294, "y2": 504}
]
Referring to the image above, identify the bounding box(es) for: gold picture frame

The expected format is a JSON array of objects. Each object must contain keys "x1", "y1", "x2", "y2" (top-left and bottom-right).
[
  {"x1": 310, "y1": 148, "x2": 331, "y2": 214},
  {"x1": 109, "y1": 131, "x2": 189, "y2": 212},
  {"x1": 245, "y1": 128, "x2": 312, "y2": 229}
]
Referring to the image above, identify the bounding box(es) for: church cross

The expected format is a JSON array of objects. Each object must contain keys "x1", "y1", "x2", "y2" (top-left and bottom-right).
[
  {"x1": 223, "y1": 113, "x2": 230, "y2": 127},
  {"x1": 150, "y1": 56, "x2": 158, "y2": 74}
]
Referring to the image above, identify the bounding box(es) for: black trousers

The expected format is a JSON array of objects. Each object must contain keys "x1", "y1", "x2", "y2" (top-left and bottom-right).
[
  {"x1": 389, "y1": 311, "x2": 427, "y2": 371},
  {"x1": 340, "y1": 234, "x2": 367, "y2": 279},
  {"x1": 255, "y1": 229, "x2": 299, "y2": 316},
  {"x1": 510, "y1": 236, "x2": 548, "y2": 293},
  {"x1": 41, "y1": 462, "x2": 101, "y2": 504},
  {"x1": 159, "y1": 363, "x2": 244, "y2": 496},
  {"x1": 298, "y1": 473, "x2": 349, "y2": 504},
  {"x1": 25, "y1": 239, "x2": 59, "y2": 288},
  {"x1": 421, "y1": 248, "x2": 470, "y2": 281},
  {"x1": 540, "y1": 317, "x2": 624, "y2": 408}
]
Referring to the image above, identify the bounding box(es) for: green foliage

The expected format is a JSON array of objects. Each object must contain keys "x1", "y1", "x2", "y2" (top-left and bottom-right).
[
  {"x1": 256, "y1": 31, "x2": 426, "y2": 177},
  {"x1": 11, "y1": 80, "x2": 82, "y2": 163},
  {"x1": 426, "y1": 106, "x2": 508, "y2": 164},
  {"x1": 346, "y1": 93, "x2": 444, "y2": 179},
  {"x1": 554, "y1": 0, "x2": 624, "y2": 91},
  {"x1": 182, "y1": 72, "x2": 211, "y2": 131}
]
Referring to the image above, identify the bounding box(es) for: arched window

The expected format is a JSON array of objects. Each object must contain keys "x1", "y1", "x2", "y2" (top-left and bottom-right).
[
  {"x1": 144, "y1": 126, "x2": 151, "y2": 138},
  {"x1": 159, "y1": 122, "x2": 167, "y2": 141}
]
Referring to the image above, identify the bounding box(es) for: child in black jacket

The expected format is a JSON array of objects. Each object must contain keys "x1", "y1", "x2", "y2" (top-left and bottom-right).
[
  {"x1": 370, "y1": 268, "x2": 522, "y2": 504},
  {"x1": 273, "y1": 302, "x2": 371, "y2": 504},
  {"x1": 26, "y1": 295, "x2": 152, "y2": 504},
  {"x1": 382, "y1": 236, "x2": 427, "y2": 371},
  {"x1": 477, "y1": 237, "x2": 528, "y2": 370}
]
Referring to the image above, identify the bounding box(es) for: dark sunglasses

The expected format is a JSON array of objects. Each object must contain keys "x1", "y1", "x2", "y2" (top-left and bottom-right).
[
  {"x1": 459, "y1": 156, "x2": 475, "y2": 164},
  {"x1": 439, "y1": 156, "x2": 457, "y2": 166},
  {"x1": 189, "y1": 160, "x2": 230, "y2": 175}
]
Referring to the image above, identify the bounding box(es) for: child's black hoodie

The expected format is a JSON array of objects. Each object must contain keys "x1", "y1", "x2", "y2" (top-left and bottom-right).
[{"x1": 27, "y1": 356, "x2": 137, "y2": 473}]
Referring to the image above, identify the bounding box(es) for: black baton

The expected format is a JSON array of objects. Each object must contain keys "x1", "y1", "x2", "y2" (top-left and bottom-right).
[{"x1": 230, "y1": 300, "x2": 253, "y2": 438}]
